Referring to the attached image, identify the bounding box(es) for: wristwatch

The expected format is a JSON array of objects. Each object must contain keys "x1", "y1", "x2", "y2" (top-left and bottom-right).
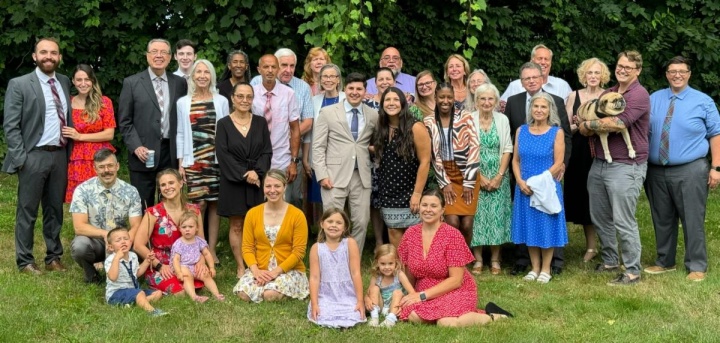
[
  {"x1": 291, "y1": 157, "x2": 301, "y2": 164},
  {"x1": 154, "y1": 262, "x2": 163, "y2": 270},
  {"x1": 419, "y1": 292, "x2": 427, "y2": 302}
]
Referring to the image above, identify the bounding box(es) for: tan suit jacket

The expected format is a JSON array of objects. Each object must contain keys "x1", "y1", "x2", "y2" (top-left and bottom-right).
[{"x1": 312, "y1": 102, "x2": 378, "y2": 188}]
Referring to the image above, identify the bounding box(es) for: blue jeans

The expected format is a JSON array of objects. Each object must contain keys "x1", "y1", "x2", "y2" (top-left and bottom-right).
[{"x1": 587, "y1": 160, "x2": 647, "y2": 275}]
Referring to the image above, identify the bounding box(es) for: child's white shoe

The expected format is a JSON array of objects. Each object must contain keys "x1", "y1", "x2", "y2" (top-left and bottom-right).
[
  {"x1": 368, "y1": 317, "x2": 379, "y2": 327},
  {"x1": 379, "y1": 318, "x2": 396, "y2": 328}
]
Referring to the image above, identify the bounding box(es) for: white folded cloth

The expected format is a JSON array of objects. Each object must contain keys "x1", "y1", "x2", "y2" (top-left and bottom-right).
[{"x1": 526, "y1": 170, "x2": 561, "y2": 214}]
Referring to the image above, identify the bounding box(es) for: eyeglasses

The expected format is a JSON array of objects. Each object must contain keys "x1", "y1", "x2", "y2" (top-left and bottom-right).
[
  {"x1": 381, "y1": 56, "x2": 401, "y2": 62},
  {"x1": 417, "y1": 80, "x2": 436, "y2": 89},
  {"x1": 616, "y1": 65, "x2": 638, "y2": 72},
  {"x1": 521, "y1": 76, "x2": 541, "y2": 82},
  {"x1": 233, "y1": 94, "x2": 253, "y2": 101},
  {"x1": 666, "y1": 70, "x2": 690, "y2": 76},
  {"x1": 321, "y1": 75, "x2": 339, "y2": 80},
  {"x1": 95, "y1": 163, "x2": 118, "y2": 171},
  {"x1": 148, "y1": 50, "x2": 171, "y2": 56}
]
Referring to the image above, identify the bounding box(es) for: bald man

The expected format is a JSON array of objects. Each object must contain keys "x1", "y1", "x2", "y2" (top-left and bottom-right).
[{"x1": 366, "y1": 47, "x2": 416, "y2": 96}]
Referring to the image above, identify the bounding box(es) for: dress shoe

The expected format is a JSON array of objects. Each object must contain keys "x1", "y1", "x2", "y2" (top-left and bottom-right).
[
  {"x1": 643, "y1": 265, "x2": 676, "y2": 274},
  {"x1": 607, "y1": 273, "x2": 640, "y2": 286},
  {"x1": 510, "y1": 264, "x2": 528, "y2": 276},
  {"x1": 687, "y1": 272, "x2": 705, "y2": 282},
  {"x1": 20, "y1": 263, "x2": 44, "y2": 275},
  {"x1": 551, "y1": 266, "x2": 563, "y2": 275},
  {"x1": 45, "y1": 260, "x2": 67, "y2": 272}
]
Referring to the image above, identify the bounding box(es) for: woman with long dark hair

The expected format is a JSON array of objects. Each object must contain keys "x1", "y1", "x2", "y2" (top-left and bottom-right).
[{"x1": 373, "y1": 87, "x2": 431, "y2": 248}]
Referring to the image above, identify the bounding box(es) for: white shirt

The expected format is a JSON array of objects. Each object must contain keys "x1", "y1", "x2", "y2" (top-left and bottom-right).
[
  {"x1": 35, "y1": 68, "x2": 67, "y2": 147},
  {"x1": 104, "y1": 251, "x2": 140, "y2": 302},
  {"x1": 500, "y1": 75, "x2": 572, "y2": 102},
  {"x1": 343, "y1": 100, "x2": 366, "y2": 139}
]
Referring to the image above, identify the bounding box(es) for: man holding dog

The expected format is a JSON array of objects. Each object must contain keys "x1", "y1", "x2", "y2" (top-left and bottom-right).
[
  {"x1": 579, "y1": 50, "x2": 650, "y2": 286},
  {"x1": 643, "y1": 56, "x2": 720, "y2": 282}
]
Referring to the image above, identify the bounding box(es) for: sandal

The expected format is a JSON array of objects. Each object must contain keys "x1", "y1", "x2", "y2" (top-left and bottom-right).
[
  {"x1": 193, "y1": 295, "x2": 209, "y2": 303},
  {"x1": 490, "y1": 260, "x2": 502, "y2": 275},
  {"x1": 537, "y1": 272, "x2": 552, "y2": 284},
  {"x1": 472, "y1": 261, "x2": 483, "y2": 275},
  {"x1": 523, "y1": 271, "x2": 538, "y2": 281},
  {"x1": 583, "y1": 249, "x2": 598, "y2": 263},
  {"x1": 215, "y1": 294, "x2": 226, "y2": 302}
]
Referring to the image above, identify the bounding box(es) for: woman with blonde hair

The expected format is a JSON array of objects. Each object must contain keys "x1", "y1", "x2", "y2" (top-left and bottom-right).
[
  {"x1": 564, "y1": 57, "x2": 611, "y2": 263},
  {"x1": 301, "y1": 47, "x2": 332, "y2": 96},
  {"x1": 443, "y1": 54, "x2": 471, "y2": 112}
]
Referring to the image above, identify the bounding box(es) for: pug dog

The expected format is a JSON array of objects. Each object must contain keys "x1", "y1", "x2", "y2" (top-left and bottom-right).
[{"x1": 577, "y1": 92, "x2": 632, "y2": 163}]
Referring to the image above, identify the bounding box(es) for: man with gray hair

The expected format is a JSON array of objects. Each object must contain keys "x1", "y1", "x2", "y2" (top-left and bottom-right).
[
  {"x1": 501, "y1": 44, "x2": 572, "y2": 103},
  {"x1": 251, "y1": 48, "x2": 312, "y2": 209},
  {"x1": 118, "y1": 38, "x2": 187, "y2": 209},
  {"x1": 505, "y1": 61, "x2": 572, "y2": 277},
  {"x1": 70, "y1": 148, "x2": 142, "y2": 283}
]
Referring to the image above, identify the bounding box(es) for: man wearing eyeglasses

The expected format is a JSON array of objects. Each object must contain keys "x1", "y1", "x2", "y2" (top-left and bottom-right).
[
  {"x1": 118, "y1": 38, "x2": 188, "y2": 209},
  {"x1": 643, "y1": 56, "x2": 720, "y2": 283},
  {"x1": 504, "y1": 61, "x2": 572, "y2": 277},
  {"x1": 366, "y1": 47, "x2": 416, "y2": 96},
  {"x1": 579, "y1": 50, "x2": 650, "y2": 286},
  {"x1": 500, "y1": 44, "x2": 572, "y2": 104},
  {"x1": 173, "y1": 39, "x2": 197, "y2": 80},
  {"x1": 70, "y1": 149, "x2": 142, "y2": 283}
]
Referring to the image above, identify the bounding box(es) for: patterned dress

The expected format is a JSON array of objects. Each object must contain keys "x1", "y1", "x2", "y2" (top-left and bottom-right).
[
  {"x1": 185, "y1": 100, "x2": 220, "y2": 202},
  {"x1": 363, "y1": 99, "x2": 383, "y2": 208},
  {"x1": 471, "y1": 121, "x2": 512, "y2": 246},
  {"x1": 170, "y1": 236, "x2": 209, "y2": 276},
  {"x1": 307, "y1": 238, "x2": 365, "y2": 328},
  {"x1": 378, "y1": 128, "x2": 421, "y2": 227},
  {"x1": 511, "y1": 125, "x2": 568, "y2": 248},
  {"x1": 398, "y1": 223, "x2": 484, "y2": 321},
  {"x1": 65, "y1": 96, "x2": 116, "y2": 203},
  {"x1": 144, "y1": 203, "x2": 203, "y2": 293},
  {"x1": 233, "y1": 224, "x2": 310, "y2": 302}
]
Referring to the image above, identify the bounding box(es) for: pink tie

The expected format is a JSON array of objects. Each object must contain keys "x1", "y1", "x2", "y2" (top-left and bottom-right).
[
  {"x1": 264, "y1": 92, "x2": 273, "y2": 131},
  {"x1": 48, "y1": 78, "x2": 67, "y2": 146}
]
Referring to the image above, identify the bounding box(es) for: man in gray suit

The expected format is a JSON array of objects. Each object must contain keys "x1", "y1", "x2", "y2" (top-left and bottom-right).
[
  {"x1": 2, "y1": 37, "x2": 72, "y2": 274},
  {"x1": 312, "y1": 72, "x2": 378, "y2": 254},
  {"x1": 118, "y1": 38, "x2": 188, "y2": 208}
]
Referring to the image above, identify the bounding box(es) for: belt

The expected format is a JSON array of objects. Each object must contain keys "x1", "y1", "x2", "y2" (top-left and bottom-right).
[{"x1": 32, "y1": 145, "x2": 62, "y2": 152}]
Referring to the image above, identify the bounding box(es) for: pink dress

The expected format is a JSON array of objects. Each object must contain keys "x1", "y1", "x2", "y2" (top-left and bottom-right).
[{"x1": 398, "y1": 222, "x2": 484, "y2": 321}]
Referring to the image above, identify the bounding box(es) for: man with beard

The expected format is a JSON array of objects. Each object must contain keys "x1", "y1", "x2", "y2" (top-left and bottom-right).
[
  {"x1": 3, "y1": 37, "x2": 72, "y2": 275},
  {"x1": 118, "y1": 38, "x2": 187, "y2": 209},
  {"x1": 70, "y1": 149, "x2": 142, "y2": 283},
  {"x1": 173, "y1": 39, "x2": 197, "y2": 80},
  {"x1": 366, "y1": 47, "x2": 416, "y2": 96}
]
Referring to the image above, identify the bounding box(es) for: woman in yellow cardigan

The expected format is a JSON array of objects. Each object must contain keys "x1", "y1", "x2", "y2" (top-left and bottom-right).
[{"x1": 234, "y1": 169, "x2": 310, "y2": 302}]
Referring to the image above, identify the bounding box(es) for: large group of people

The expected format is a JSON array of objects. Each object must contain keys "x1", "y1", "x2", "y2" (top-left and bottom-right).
[{"x1": 4, "y1": 36, "x2": 719, "y2": 326}]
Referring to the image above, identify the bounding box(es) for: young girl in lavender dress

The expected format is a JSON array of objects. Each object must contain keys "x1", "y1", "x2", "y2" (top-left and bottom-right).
[
  {"x1": 308, "y1": 208, "x2": 366, "y2": 328},
  {"x1": 171, "y1": 211, "x2": 225, "y2": 303}
]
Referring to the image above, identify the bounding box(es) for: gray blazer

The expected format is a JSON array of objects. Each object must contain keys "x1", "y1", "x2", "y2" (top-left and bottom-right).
[
  {"x1": 2, "y1": 70, "x2": 72, "y2": 174},
  {"x1": 117, "y1": 70, "x2": 187, "y2": 171},
  {"x1": 312, "y1": 102, "x2": 378, "y2": 188}
]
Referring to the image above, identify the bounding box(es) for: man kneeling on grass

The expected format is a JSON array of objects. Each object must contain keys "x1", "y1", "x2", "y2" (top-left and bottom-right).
[{"x1": 105, "y1": 227, "x2": 167, "y2": 317}]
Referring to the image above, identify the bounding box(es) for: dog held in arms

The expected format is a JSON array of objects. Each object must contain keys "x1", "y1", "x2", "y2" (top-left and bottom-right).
[{"x1": 577, "y1": 92, "x2": 632, "y2": 163}]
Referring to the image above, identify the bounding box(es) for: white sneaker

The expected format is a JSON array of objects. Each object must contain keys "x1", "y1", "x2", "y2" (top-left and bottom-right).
[
  {"x1": 368, "y1": 317, "x2": 379, "y2": 327},
  {"x1": 380, "y1": 318, "x2": 396, "y2": 328}
]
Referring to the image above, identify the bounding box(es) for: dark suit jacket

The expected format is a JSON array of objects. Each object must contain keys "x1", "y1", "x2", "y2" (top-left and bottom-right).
[
  {"x1": 2, "y1": 70, "x2": 73, "y2": 174},
  {"x1": 504, "y1": 91, "x2": 572, "y2": 166},
  {"x1": 117, "y1": 69, "x2": 187, "y2": 171}
]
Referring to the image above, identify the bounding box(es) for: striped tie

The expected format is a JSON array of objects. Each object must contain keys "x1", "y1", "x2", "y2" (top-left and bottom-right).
[
  {"x1": 47, "y1": 78, "x2": 66, "y2": 146},
  {"x1": 154, "y1": 77, "x2": 165, "y2": 137},
  {"x1": 264, "y1": 92, "x2": 273, "y2": 131},
  {"x1": 659, "y1": 96, "x2": 676, "y2": 165}
]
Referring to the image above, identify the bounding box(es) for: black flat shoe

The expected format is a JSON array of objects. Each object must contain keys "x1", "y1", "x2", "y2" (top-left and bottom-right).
[
  {"x1": 510, "y1": 264, "x2": 528, "y2": 276},
  {"x1": 551, "y1": 266, "x2": 563, "y2": 275},
  {"x1": 485, "y1": 302, "x2": 514, "y2": 318}
]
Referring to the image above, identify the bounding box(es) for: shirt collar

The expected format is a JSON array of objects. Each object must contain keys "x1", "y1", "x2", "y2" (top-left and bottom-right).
[
  {"x1": 35, "y1": 67, "x2": 56, "y2": 83},
  {"x1": 669, "y1": 86, "x2": 691, "y2": 100},
  {"x1": 148, "y1": 68, "x2": 167, "y2": 82},
  {"x1": 93, "y1": 176, "x2": 119, "y2": 193},
  {"x1": 257, "y1": 81, "x2": 280, "y2": 96},
  {"x1": 344, "y1": 100, "x2": 362, "y2": 113}
]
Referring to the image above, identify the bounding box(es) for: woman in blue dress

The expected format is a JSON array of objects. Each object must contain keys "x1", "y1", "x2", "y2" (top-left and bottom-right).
[{"x1": 511, "y1": 92, "x2": 567, "y2": 284}]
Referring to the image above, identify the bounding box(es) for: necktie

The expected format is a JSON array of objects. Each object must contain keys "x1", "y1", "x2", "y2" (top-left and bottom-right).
[
  {"x1": 121, "y1": 260, "x2": 139, "y2": 289},
  {"x1": 264, "y1": 92, "x2": 273, "y2": 131},
  {"x1": 154, "y1": 77, "x2": 166, "y2": 136},
  {"x1": 659, "y1": 96, "x2": 676, "y2": 165},
  {"x1": 351, "y1": 108, "x2": 359, "y2": 141},
  {"x1": 47, "y1": 78, "x2": 67, "y2": 146}
]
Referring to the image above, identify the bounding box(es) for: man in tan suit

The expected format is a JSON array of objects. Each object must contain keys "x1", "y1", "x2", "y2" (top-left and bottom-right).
[{"x1": 312, "y1": 72, "x2": 378, "y2": 254}]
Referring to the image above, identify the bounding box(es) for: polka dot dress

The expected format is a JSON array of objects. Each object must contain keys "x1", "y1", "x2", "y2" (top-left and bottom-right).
[
  {"x1": 511, "y1": 125, "x2": 568, "y2": 248},
  {"x1": 378, "y1": 129, "x2": 420, "y2": 208}
]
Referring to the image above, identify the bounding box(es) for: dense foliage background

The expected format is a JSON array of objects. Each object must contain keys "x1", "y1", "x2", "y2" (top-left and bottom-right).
[{"x1": 1, "y1": 0, "x2": 719, "y2": 156}]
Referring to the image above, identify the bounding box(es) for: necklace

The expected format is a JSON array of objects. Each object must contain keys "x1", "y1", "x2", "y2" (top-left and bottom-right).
[{"x1": 231, "y1": 113, "x2": 252, "y2": 131}]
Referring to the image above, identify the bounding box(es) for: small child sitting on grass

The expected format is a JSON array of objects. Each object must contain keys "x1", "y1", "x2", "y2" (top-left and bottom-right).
[{"x1": 105, "y1": 227, "x2": 167, "y2": 317}]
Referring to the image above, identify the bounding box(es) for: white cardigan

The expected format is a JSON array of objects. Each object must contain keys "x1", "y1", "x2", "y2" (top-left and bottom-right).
[
  {"x1": 176, "y1": 93, "x2": 230, "y2": 167},
  {"x1": 471, "y1": 110, "x2": 513, "y2": 155}
]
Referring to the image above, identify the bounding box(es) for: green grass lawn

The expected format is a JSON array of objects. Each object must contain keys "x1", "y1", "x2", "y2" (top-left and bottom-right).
[{"x1": 1, "y1": 171, "x2": 719, "y2": 343}]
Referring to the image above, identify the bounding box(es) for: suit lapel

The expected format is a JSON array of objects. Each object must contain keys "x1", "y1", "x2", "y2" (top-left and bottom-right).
[
  {"x1": 140, "y1": 72, "x2": 161, "y2": 110},
  {"x1": 29, "y1": 72, "x2": 46, "y2": 119},
  {"x1": 336, "y1": 105, "x2": 353, "y2": 139}
]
